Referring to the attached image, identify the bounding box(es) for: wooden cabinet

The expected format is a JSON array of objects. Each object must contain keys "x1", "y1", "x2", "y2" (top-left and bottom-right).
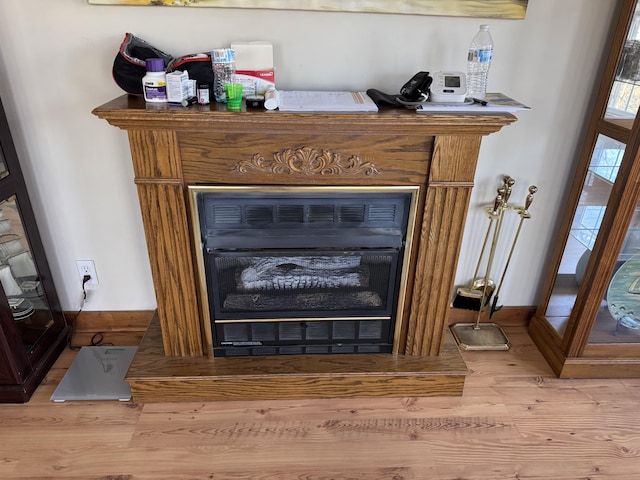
[
  {"x1": 0, "y1": 96, "x2": 69, "y2": 402},
  {"x1": 529, "y1": 0, "x2": 640, "y2": 377}
]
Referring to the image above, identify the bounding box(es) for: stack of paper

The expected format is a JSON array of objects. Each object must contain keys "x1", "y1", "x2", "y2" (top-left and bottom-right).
[
  {"x1": 278, "y1": 91, "x2": 378, "y2": 112},
  {"x1": 416, "y1": 93, "x2": 530, "y2": 113}
]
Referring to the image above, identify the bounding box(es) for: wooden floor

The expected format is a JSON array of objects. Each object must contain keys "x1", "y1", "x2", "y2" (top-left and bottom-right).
[{"x1": 2, "y1": 326, "x2": 640, "y2": 479}]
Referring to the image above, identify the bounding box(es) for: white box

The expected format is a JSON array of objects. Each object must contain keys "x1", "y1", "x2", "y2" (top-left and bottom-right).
[
  {"x1": 166, "y1": 70, "x2": 190, "y2": 104},
  {"x1": 231, "y1": 42, "x2": 275, "y2": 96},
  {"x1": 231, "y1": 41, "x2": 273, "y2": 70}
]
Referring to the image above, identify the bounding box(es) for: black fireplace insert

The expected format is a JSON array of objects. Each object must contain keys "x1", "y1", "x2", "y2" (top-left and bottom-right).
[{"x1": 193, "y1": 187, "x2": 417, "y2": 357}]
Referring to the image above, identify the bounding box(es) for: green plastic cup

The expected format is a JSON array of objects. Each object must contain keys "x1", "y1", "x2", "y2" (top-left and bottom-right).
[{"x1": 225, "y1": 83, "x2": 243, "y2": 111}]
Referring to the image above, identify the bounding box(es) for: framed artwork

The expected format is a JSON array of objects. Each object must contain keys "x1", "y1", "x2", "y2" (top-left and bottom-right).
[{"x1": 87, "y1": 0, "x2": 528, "y2": 19}]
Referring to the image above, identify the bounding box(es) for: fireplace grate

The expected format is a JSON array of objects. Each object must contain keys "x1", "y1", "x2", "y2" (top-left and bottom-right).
[
  {"x1": 200, "y1": 191, "x2": 409, "y2": 250},
  {"x1": 215, "y1": 319, "x2": 391, "y2": 357},
  {"x1": 205, "y1": 197, "x2": 400, "y2": 228}
]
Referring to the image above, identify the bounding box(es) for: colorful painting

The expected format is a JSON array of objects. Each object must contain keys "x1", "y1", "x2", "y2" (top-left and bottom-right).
[{"x1": 87, "y1": 0, "x2": 528, "y2": 19}]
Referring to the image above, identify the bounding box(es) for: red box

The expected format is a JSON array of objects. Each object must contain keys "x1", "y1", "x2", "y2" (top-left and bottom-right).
[{"x1": 235, "y1": 69, "x2": 275, "y2": 96}]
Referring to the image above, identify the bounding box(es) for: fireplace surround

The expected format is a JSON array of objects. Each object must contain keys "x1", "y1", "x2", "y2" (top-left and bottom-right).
[{"x1": 93, "y1": 96, "x2": 516, "y2": 401}]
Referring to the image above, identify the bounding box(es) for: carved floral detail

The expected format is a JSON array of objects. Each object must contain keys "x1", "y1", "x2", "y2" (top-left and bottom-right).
[{"x1": 234, "y1": 146, "x2": 380, "y2": 176}]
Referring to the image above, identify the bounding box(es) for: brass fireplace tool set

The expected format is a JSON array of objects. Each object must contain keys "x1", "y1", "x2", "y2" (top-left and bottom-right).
[{"x1": 451, "y1": 175, "x2": 537, "y2": 350}]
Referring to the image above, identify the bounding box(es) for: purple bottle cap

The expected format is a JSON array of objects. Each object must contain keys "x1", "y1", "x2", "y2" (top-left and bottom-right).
[{"x1": 145, "y1": 58, "x2": 165, "y2": 72}]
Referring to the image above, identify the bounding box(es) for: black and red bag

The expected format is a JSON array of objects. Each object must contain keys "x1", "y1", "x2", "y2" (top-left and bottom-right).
[
  {"x1": 112, "y1": 33, "x2": 174, "y2": 96},
  {"x1": 112, "y1": 33, "x2": 214, "y2": 96},
  {"x1": 167, "y1": 53, "x2": 214, "y2": 88}
]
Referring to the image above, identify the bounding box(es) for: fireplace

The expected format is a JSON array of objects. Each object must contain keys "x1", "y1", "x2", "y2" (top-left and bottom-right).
[
  {"x1": 92, "y1": 95, "x2": 515, "y2": 401},
  {"x1": 191, "y1": 186, "x2": 418, "y2": 356}
]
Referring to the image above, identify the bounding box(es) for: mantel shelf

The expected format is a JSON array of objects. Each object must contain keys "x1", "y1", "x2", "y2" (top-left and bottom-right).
[{"x1": 93, "y1": 95, "x2": 516, "y2": 135}]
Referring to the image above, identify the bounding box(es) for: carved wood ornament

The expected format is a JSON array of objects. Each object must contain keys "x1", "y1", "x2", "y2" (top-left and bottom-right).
[{"x1": 234, "y1": 146, "x2": 380, "y2": 176}]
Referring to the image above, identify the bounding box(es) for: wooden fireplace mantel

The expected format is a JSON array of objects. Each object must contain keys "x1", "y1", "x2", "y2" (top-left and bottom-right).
[{"x1": 93, "y1": 95, "x2": 515, "y2": 401}]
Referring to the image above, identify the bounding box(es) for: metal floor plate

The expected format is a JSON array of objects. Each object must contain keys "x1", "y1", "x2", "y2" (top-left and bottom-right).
[{"x1": 450, "y1": 323, "x2": 511, "y2": 351}]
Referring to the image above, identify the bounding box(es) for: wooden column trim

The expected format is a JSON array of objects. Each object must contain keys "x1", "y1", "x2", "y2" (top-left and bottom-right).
[
  {"x1": 127, "y1": 130, "x2": 203, "y2": 357},
  {"x1": 405, "y1": 135, "x2": 481, "y2": 355}
]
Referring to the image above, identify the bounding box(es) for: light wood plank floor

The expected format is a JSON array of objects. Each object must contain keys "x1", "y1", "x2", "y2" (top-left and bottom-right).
[{"x1": 2, "y1": 326, "x2": 640, "y2": 479}]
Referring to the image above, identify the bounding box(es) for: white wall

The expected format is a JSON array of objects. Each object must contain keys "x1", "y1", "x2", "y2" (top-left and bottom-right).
[{"x1": 0, "y1": 0, "x2": 618, "y2": 311}]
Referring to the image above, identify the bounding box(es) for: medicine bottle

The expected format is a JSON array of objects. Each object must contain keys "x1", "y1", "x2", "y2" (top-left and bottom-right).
[
  {"x1": 467, "y1": 25, "x2": 493, "y2": 99},
  {"x1": 197, "y1": 84, "x2": 210, "y2": 105},
  {"x1": 264, "y1": 86, "x2": 279, "y2": 110},
  {"x1": 142, "y1": 58, "x2": 168, "y2": 103}
]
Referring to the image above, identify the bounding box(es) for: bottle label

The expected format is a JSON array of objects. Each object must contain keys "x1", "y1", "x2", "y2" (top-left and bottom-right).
[
  {"x1": 467, "y1": 48, "x2": 492, "y2": 63},
  {"x1": 144, "y1": 83, "x2": 167, "y2": 100},
  {"x1": 468, "y1": 49, "x2": 493, "y2": 63},
  {"x1": 212, "y1": 48, "x2": 236, "y2": 63},
  {"x1": 478, "y1": 49, "x2": 493, "y2": 62},
  {"x1": 197, "y1": 88, "x2": 210, "y2": 105}
]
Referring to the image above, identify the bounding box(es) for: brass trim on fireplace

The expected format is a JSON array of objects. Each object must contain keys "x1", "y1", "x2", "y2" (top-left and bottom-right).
[
  {"x1": 188, "y1": 185, "x2": 420, "y2": 356},
  {"x1": 214, "y1": 316, "x2": 393, "y2": 324},
  {"x1": 393, "y1": 185, "x2": 419, "y2": 354},
  {"x1": 188, "y1": 188, "x2": 214, "y2": 356}
]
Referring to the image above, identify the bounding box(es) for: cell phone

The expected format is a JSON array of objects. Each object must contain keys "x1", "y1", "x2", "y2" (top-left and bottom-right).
[{"x1": 399, "y1": 71, "x2": 432, "y2": 102}]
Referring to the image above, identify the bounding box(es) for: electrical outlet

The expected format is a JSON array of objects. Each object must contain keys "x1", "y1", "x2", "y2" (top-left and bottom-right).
[{"x1": 76, "y1": 260, "x2": 99, "y2": 287}]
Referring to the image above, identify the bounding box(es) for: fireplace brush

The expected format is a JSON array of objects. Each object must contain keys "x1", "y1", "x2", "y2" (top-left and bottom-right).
[{"x1": 451, "y1": 176, "x2": 537, "y2": 351}]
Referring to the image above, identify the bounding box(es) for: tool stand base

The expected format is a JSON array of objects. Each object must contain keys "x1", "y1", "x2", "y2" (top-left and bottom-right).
[{"x1": 450, "y1": 322, "x2": 510, "y2": 351}]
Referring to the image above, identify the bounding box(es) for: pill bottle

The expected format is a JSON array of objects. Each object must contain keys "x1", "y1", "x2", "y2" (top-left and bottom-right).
[
  {"x1": 142, "y1": 58, "x2": 168, "y2": 103},
  {"x1": 197, "y1": 84, "x2": 210, "y2": 105},
  {"x1": 264, "y1": 86, "x2": 279, "y2": 110}
]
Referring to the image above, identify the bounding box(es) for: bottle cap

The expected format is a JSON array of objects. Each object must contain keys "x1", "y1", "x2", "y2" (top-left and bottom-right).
[
  {"x1": 145, "y1": 58, "x2": 165, "y2": 72},
  {"x1": 480, "y1": 24, "x2": 490, "y2": 30},
  {"x1": 264, "y1": 88, "x2": 279, "y2": 110}
]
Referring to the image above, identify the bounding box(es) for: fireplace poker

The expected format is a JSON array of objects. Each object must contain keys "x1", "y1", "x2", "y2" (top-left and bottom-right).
[
  {"x1": 490, "y1": 185, "x2": 538, "y2": 318},
  {"x1": 453, "y1": 177, "x2": 514, "y2": 312},
  {"x1": 472, "y1": 186, "x2": 508, "y2": 329}
]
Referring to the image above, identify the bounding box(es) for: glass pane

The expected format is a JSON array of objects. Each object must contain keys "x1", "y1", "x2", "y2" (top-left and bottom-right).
[
  {"x1": 606, "y1": 1, "x2": 640, "y2": 119},
  {"x1": 0, "y1": 195, "x2": 53, "y2": 353},
  {"x1": 0, "y1": 143, "x2": 8, "y2": 181},
  {"x1": 591, "y1": 204, "x2": 640, "y2": 344},
  {"x1": 544, "y1": 135, "x2": 624, "y2": 335}
]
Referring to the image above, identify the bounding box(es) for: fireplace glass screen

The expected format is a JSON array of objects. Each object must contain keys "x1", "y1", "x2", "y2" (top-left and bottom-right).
[
  {"x1": 210, "y1": 251, "x2": 398, "y2": 319},
  {"x1": 193, "y1": 187, "x2": 416, "y2": 357}
]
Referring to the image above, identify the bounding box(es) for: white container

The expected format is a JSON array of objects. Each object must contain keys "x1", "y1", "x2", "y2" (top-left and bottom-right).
[
  {"x1": 264, "y1": 87, "x2": 279, "y2": 110},
  {"x1": 467, "y1": 24, "x2": 493, "y2": 99},
  {"x1": 142, "y1": 58, "x2": 168, "y2": 103}
]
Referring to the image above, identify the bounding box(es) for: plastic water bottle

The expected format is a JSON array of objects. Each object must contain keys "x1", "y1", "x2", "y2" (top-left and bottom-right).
[
  {"x1": 467, "y1": 24, "x2": 493, "y2": 99},
  {"x1": 211, "y1": 48, "x2": 236, "y2": 103}
]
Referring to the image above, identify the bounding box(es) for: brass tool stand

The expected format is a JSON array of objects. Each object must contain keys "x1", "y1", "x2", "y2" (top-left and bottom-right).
[{"x1": 451, "y1": 177, "x2": 537, "y2": 351}]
